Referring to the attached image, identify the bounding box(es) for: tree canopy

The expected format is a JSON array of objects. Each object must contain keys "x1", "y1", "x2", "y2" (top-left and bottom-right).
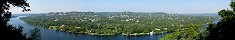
[
  {"x1": 205, "y1": 2, "x2": 235, "y2": 40},
  {"x1": 0, "y1": 0, "x2": 32, "y2": 40}
]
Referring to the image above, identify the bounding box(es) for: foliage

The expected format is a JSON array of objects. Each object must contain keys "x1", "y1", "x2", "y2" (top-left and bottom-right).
[
  {"x1": 0, "y1": 0, "x2": 40, "y2": 40},
  {"x1": 160, "y1": 1, "x2": 235, "y2": 40},
  {"x1": 160, "y1": 24, "x2": 202, "y2": 40},
  {"x1": 28, "y1": 28, "x2": 41, "y2": 40},
  {"x1": 218, "y1": 9, "x2": 234, "y2": 20},
  {"x1": 205, "y1": 2, "x2": 235, "y2": 40},
  {"x1": 20, "y1": 12, "x2": 219, "y2": 35},
  {"x1": 0, "y1": 0, "x2": 35, "y2": 40}
]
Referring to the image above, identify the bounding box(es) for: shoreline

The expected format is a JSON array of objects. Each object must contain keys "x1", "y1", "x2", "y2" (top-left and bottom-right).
[{"x1": 57, "y1": 29, "x2": 161, "y2": 36}]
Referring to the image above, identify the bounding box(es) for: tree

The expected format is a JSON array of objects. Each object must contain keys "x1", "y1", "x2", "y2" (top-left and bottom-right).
[
  {"x1": 218, "y1": 9, "x2": 234, "y2": 20},
  {"x1": 160, "y1": 24, "x2": 201, "y2": 40},
  {"x1": 205, "y1": 1, "x2": 235, "y2": 40},
  {"x1": 28, "y1": 28, "x2": 41, "y2": 40},
  {"x1": 0, "y1": 0, "x2": 33, "y2": 40}
]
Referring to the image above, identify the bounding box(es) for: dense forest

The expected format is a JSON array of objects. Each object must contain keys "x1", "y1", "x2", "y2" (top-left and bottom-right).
[{"x1": 20, "y1": 12, "x2": 220, "y2": 36}]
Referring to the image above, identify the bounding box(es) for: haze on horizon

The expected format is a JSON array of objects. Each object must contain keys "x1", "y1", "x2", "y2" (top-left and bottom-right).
[{"x1": 10, "y1": 0, "x2": 231, "y2": 14}]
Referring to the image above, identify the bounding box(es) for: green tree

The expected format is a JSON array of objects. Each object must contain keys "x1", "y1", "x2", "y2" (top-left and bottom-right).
[
  {"x1": 160, "y1": 24, "x2": 201, "y2": 40},
  {"x1": 218, "y1": 9, "x2": 234, "y2": 20},
  {"x1": 205, "y1": 1, "x2": 235, "y2": 40},
  {"x1": 0, "y1": 0, "x2": 35, "y2": 40},
  {"x1": 28, "y1": 28, "x2": 41, "y2": 40}
]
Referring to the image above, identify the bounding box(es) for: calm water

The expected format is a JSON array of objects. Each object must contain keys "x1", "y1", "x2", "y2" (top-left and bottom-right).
[{"x1": 8, "y1": 16, "x2": 164, "y2": 40}]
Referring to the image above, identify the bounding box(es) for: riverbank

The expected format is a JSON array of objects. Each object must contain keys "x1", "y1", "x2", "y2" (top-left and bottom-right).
[
  {"x1": 45, "y1": 25, "x2": 164, "y2": 36},
  {"x1": 49, "y1": 28, "x2": 160, "y2": 36}
]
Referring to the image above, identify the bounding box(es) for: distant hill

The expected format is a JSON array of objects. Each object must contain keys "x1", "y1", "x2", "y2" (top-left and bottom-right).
[{"x1": 179, "y1": 13, "x2": 219, "y2": 17}]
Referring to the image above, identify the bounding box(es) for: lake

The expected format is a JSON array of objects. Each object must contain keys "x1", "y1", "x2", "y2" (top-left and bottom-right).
[{"x1": 8, "y1": 16, "x2": 164, "y2": 40}]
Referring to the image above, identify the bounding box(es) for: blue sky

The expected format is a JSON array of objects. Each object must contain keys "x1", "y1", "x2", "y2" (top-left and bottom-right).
[{"x1": 11, "y1": 0, "x2": 231, "y2": 14}]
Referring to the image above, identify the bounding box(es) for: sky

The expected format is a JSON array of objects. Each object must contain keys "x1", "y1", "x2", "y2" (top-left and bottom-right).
[{"x1": 10, "y1": 0, "x2": 231, "y2": 14}]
